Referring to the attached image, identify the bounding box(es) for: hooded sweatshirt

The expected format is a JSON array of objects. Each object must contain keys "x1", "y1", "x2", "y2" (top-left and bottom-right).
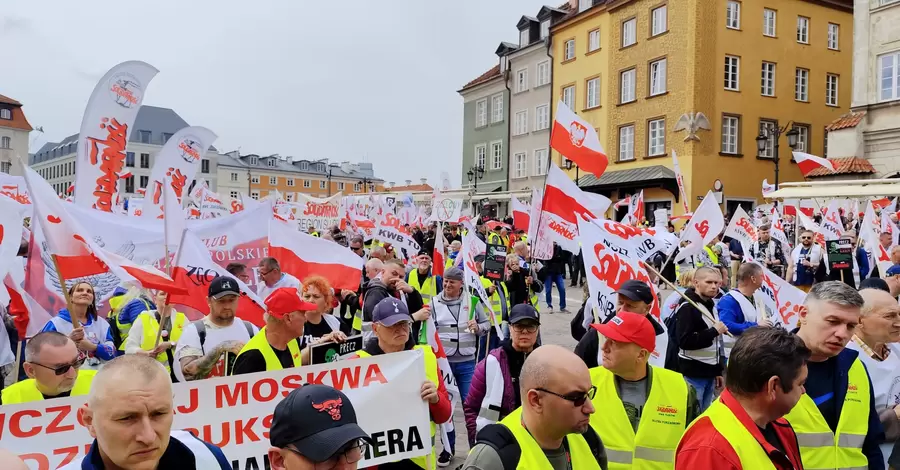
[{"x1": 41, "y1": 309, "x2": 117, "y2": 366}]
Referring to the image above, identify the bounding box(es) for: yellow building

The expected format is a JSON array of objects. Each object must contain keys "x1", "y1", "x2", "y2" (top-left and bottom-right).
[{"x1": 551, "y1": 0, "x2": 853, "y2": 220}]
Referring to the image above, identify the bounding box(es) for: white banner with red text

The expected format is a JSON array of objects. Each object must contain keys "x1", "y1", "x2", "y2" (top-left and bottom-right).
[
  {"x1": 294, "y1": 193, "x2": 343, "y2": 232},
  {"x1": 141, "y1": 126, "x2": 218, "y2": 220}
]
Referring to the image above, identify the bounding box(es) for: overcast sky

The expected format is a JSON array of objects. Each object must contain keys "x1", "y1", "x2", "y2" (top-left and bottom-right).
[{"x1": 1, "y1": 0, "x2": 553, "y2": 187}]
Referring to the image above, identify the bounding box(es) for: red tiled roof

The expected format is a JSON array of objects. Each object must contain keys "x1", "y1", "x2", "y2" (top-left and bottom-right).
[
  {"x1": 825, "y1": 110, "x2": 866, "y2": 131},
  {"x1": 0, "y1": 93, "x2": 32, "y2": 132},
  {"x1": 0, "y1": 94, "x2": 22, "y2": 106},
  {"x1": 460, "y1": 65, "x2": 501, "y2": 91},
  {"x1": 388, "y1": 184, "x2": 433, "y2": 192},
  {"x1": 806, "y1": 157, "x2": 876, "y2": 177}
]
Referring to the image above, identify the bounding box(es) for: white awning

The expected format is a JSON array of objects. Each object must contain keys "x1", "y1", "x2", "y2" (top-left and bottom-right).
[{"x1": 764, "y1": 179, "x2": 900, "y2": 199}]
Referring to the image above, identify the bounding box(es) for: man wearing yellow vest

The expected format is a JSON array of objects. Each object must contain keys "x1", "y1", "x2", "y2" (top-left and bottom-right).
[
  {"x1": 406, "y1": 251, "x2": 443, "y2": 306},
  {"x1": 787, "y1": 281, "x2": 885, "y2": 469},
  {"x1": 350, "y1": 297, "x2": 452, "y2": 469},
  {"x1": 676, "y1": 327, "x2": 808, "y2": 469},
  {"x1": 123, "y1": 290, "x2": 187, "y2": 382},
  {"x1": 589, "y1": 311, "x2": 699, "y2": 469},
  {"x1": 463, "y1": 344, "x2": 608, "y2": 469},
  {"x1": 2, "y1": 331, "x2": 95, "y2": 404}
]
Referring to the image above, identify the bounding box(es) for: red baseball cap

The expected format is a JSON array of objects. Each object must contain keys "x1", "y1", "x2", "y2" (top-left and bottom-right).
[
  {"x1": 265, "y1": 287, "x2": 318, "y2": 318},
  {"x1": 593, "y1": 311, "x2": 656, "y2": 352}
]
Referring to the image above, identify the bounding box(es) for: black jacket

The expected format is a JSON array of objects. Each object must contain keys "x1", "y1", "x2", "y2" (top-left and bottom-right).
[
  {"x1": 672, "y1": 288, "x2": 724, "y2": 378},
  {"x1": 543, "y1": 244, "x2": 567, "y2": 276},
  {"x1": 361, "y1": 278, "x2": 425, "y2": 340},
  {"x1": 505, "y1": 269, "x2": 543, "y2": 307}
]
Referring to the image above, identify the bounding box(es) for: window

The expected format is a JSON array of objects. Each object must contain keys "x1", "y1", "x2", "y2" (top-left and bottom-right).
[
  {"x1": 758, "y1": 119, "x2": 777, "y2": 159},
  {"x1": 516, "y1": 69, "x2": 528, "y2": 93},
  {"x1": 586, "y1": 77, "x2": 601, "y2": 108},
  {"x1": 287, "y1": 178, "x2": 295, "y2": 187},
  {"x1": 724, "y1": 56, "x2": 740, "y2": 90},
  {"x1": 125, "y1": 176, "x2": 135, "y2": 194},
  {"x1": 761, "y1": 62, "x2": 776, "y2": 96},
  {"x1": 267, "y1": 159, "x2": 277, "y2": 168},
  {"x1": 540, "y1": 20, "x2": 550, "y2": 39},
  {"x1": 537, "y1": 61, "x2": 551, "y2": 86},
  {"x1": 828, "y1": 23, "x2": 839, "y2": 50},
  {"x1": 475, "y1": 99, "x2": 487, "y2": 127},
  {"x1": 161, "y1": 133, "x2": 173, "y2": 144},
  {"x1": 491, "y1": 141, "x2": 503, "y2": 170},
  {"x1": 649, "y1": 58, "x2": 667, "y2": 96},
  {"x1": 1, "y1": 137, "x2": 11, "y2": 149},
  {"x1": 726, "y1": 1, "x2": 741, "y2": 29},
  {"x1": 140, "y1": 153, "x2": 150, "y2": 168},
  {"x1": 826, "y1": 74, "x2": 839, "y2": 106},
  {"x1": 620, "y1": 69, "x2": 636, "y2": 103},
  {"x1": 491, "y1": 94, "x2": 504, "y2": 123},
  {"x1": 304, "y1": 180, "x2": 311, "y2": 188},
  {"x1": 589, "y1": 29, "x2": 601, "y2": 52},
  {"x1": 721, "y1": 115, "x2": 740, "y2": 154},
  {"x1": 269, "y1": 176, "x2": 277, "y2": 185},
  {"x1": 475, "y1": 144, "x2": 487, "y2": 169},
  {"x1": 0, "y1": 109, "x2": 10, "y2": 120},
  {"x1": 139, "y1": 130, "x2": 151, "y2": 144},
  {"x1": 251, "y1": 191, "x2": 259, "y2": 200},
  {"x1": 578, "y1": 0, "x2": 592, "y2": 12},
  {"x1": 514, "y1": 153, "x2": 527, "y2": 178},
  {"x1": 536, "y1": 104, "x2": 550, "y2": 130},
  {"x1": 125, "y1": 152, "x2": 135, "y2": 167},
  {"x1": 139, "y1": 176, "x2": 149, "y2": 189},
  {"x1": 320, "y1": 180, "x2": 326, "y2": 189},
  {"x1": 520, "y1": 29, "x2": 530, "y2": 47},
  {"x1": 3, "y1": 161, "x2": 13, "y2": 173},
  {"x1": 230, "y1": 172, "x2": 238, "y2": 182},
  {"x1": 763, "y1": 9, "x2": 776, "y2": 37},
  {"x1": 251, "y1": 175, "x2": 260, "y2": 184},
  {"x1": 651, "y1": 6, "x2": 667, "y2": 36},
  {"x1": 338, "y1": 182, "x2": 345, "y2": 191},
  {"x1": 514, "y1": 111, "x2": 528, "y2": 135},
  {"x1": 285, "y1": 193, "x2": 294, "y2": 202},
  {"x1": 534, "y1": 149, "x2": 548, "y2": 176},
  {"x1": 230, "y1": 191, "x2": 239, "y2": 199},
  {"x1": 618, "y1": 125, "x2": 635, "y2": 161},
  {"x1": 562, "y1": 85, "x2": 576, "y2": 109},
  {"x1": 797, "y1": 16, "x2": 809, "y2": 44},
  {"x1": 354, "y1": 183, "x2": 362, "y2": 192},
  {"x1": 880, "y1": 52, "x2": 900, "y2": 101},
  {"x1": 648, "y1": 119, "x2": 666, "y2": 156},
  {"x1": 564, "y1": 39, "x2": 576, "y2": 61},
  {"x1": 201, "y1": 159, "x2": 210, "y2": 174},
  {"x1": 299, "y1": 161, "x2": 309, "y2": 171},
  {"x1": 249, "y1": 156, "x2": 259, "y2": 165},
  {"x1": 795, "y1": 68, "x2": 809, "y2": 101},
  {"x1": 622, "y1": 18, "x2": 636, "y2": 47},
  {"x1": 795, "y1": 125, "x2": 810, "y2": 152}
]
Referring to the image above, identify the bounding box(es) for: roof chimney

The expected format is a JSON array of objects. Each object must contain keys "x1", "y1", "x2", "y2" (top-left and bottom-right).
[
  {"x1": 405, "y1": 179, "x2": 412, "y2": 186},
  {"x1": 420, "y1": 178, "x2": 428, "y2": 185}
]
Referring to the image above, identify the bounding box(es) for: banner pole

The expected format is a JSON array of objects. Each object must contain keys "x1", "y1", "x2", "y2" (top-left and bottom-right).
[
  {"x1": 642, "y1": 262, "x2": 733, "y2": 338},
  {"x1": 11, "y1": 337, "x2": 25, "y2": 384},
  {"x1": 52, "y1": 255, "x2": 79, "y2": 330}
]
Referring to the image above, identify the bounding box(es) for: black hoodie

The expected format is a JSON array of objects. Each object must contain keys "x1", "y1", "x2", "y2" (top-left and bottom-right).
[{"x1": 673, "y1": 287, "x2": 724, "y2": 378}]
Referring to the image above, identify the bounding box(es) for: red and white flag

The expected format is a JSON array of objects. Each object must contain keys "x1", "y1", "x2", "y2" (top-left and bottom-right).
[
  {"x1": 792, "y1": 151, "x2": 837, "y2": 177},
  {"x1": 550, "y1": 101, "x2": 609, "y2": 178},
  {"x1": 762, "y1": 179, "x2": 776, "y2": 196},
  {"x1": 820, "y1": 199, "x2": 844, "y2": 242},
  {"x1": 861, "y1": 201, "x2": 890, "y2": 276},
  {"x1": 626, "y1": 190, "x2": 645, "y2": 225},
  {"x1": 269, "y1": 219, "x2": 363, "y2": 291},
  {"x1": 433, "y1": 222, "x2": 445, "y2": 277},
  {"x1": 769, "y1": 206, "x2": 791, "y2": 249},
  {"x1": 535, "y1": 163, "x2": 610, "y2": 254},
  {"x1": 4, "y1": 262, "x2": 51, "y2": 339},
  {"x1": 674, "y1": 191, "x2": 725, "y2": 263},
  {"x1": 168, "y1": 229, "x2": 265, "y2": 327},
  {"x1": 671, "y1": 150, "x2": 690, "y2": 213},
  {"x1": 613, "y1": 196, "x2": 632, "y2": 209},
  {"x1": 724, "y1": 206, "x2": 757, "y2": 260},
  {"x1": 510, "y1": 196, "x2": 531, "y2": 231}
]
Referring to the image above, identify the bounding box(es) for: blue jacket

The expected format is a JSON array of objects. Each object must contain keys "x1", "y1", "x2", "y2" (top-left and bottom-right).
[
  {"x1": 41, "y1": 309, "x2": 117, "y2": 361},
  {"x1": 857, "y1": 247, "x2": 870, "y2": 282},
  {"x1": 716, "y1": 292, "x2": 757, "y2": 336},
  {"x1": 118, "y1": 297, "x2": 156, "y2": 325}
]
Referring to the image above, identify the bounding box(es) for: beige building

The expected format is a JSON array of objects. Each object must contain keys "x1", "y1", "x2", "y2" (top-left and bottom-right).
[{"x1": 0, "y1": 94, "x2": 33, "y2": 176}]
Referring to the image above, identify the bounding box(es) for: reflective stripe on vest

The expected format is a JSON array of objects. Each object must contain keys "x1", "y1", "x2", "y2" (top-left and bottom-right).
[
  {"x1": 433, "y1": 299, "x2": 477, "y2": 357},
  {"x1": 476, "y1": 353, "x2": 505, "y2": 431},
  {"x1": 481, "y1": 277, "x2": 507, "y2": 324},
  {"x1": 1, "y1": 370, "x2": 96, "y2": 405},
  {"x1": 138, "y1": 311, "x2": 187, "y2": 373},
  {"x1": 233, "y1": 326, "x2": 302, "y2": 373},
  {"x1": 681, "y1": 399, "x2": 778, "y2": 469},
  {"x1": 408, "y1": 270, "x2": 437, "y2": 305},
  {"x1": 500, "y1": 407, "x2": 602, "y2": 470},
  {"x1": 676, "y1": 304, "x2": 721, "y2": 366},
  {"x1": 783, "y1": 358, "x2": 869, "y2": 470},
  {"x1": 589, "y1": 366, "x2": 687, "y2": 469},
  {"x1": 695, "y1": 246, "x2": 719, "y2": 267}
]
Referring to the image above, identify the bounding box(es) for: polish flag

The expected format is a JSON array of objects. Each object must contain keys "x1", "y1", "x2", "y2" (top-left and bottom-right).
[
  {"x1": 66, "y1": 184, "x2": 74, "y2": 195},
  {"x1": 22, "y1": 165, "x2": 185, "y2": 294},
  {"x1": 792, "y1": 152, "x2": 837, "y2": 177},
  {"x1": 511, "y1": 196, "x2": 531, "y2": 231},
  {"x1": 627, "y1": 190, "x2": 645, "y2": 224},
  {"x1": 782, "y1": 199, "x2": 816, "y2": 217},
  {"x1": 550, "y1": 101, "x2": 609, "y2": 178},
  {"x1": 433, "y1": 222, "x2": 445, "y2": 277},
  {"x1": 536, "y1": 163, "x2": 610, "y2": 253},
  {"x1": 168, "y1": 229, "x2": 265, "y2": 326},
  {"x1": 268, "y1": 219, "x2": 364, "y2": 291},
  {"x1": 861, "y1": 201, "x2": 890, "y2": 276},
  {"x1": 423, "y1": 314, "x2": 459, "y2": 453},
  {"x1": 4, "y1": 263, "x2": 52, "y2": 339},
  {"x1": 614, "y1": 196, "x2": 631, "y2": 209},
  {"x1": 675, "y1": 191, "x2": 725, "y2": 263},
  {"x1": 119, "y1": 171, "x2": 133, "y2": 180}
]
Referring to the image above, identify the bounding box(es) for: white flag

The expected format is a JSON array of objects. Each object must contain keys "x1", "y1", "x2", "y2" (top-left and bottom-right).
[{"x1": 674, "y1": 191, "x2": 725, "y2": 263}]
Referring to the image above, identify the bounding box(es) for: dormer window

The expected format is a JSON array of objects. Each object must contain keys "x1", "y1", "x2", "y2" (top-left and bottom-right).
[
  {"x1": 139, "y1": 130, "x2": 151, "y2": 144},
  {"x1": 500, "y1": 56, "x2": 508, "y2": 72},
  {"x1": 267, "y1": 159, "x2": 276, "y2": 167},
  {"x1": 519, "y1": 29, "x2": 529, "y2": 46},
  {"x1": 249, "y1": 156, "x2": 259, "y2": 165},
  {"x1": 0, "y1": 109, "x2": 10, "y2": 120},
  {"x1": 317, "y1": 163, "x2": 326, "y2": 172},
  {"x1": 578, "y1": 0, "x2": 592, "y2": 13},
  {"x1": 540, "y1": 20, "x2": 550, "y2": 39},
  {"x1": 299, "y1": 161, "x2": 309, "y2": 171}
]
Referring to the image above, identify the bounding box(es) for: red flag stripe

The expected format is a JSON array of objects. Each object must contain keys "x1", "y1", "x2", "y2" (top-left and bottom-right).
[{"x1": 269, "y1": 245, "x2": 362, "y2": 291}]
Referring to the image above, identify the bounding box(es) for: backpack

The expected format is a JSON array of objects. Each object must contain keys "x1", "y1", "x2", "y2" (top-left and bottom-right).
[
  {"x1": 193, "y1": 319, "x2": 255, "y2": 354},
  {"x1": 475, "y1": 422, "x2": 605, "y2": 469}
]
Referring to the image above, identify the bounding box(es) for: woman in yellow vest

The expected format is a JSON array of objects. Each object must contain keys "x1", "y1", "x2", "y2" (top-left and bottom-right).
[
  {"x1": 2, "y1": 331, "x2": 96, "y2": 404},
  {"x1": 123, "y1": 290, "x2": 187, "y2": 382}
]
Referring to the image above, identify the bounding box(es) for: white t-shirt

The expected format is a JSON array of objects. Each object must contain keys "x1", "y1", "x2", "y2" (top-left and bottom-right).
[
  {"x1": 257, "y1": 272, "x2": 302, "y2": 301},
  {"x1": 846, "y1": 340, "x2": 900, "y2": 469},
  {"x1": 174, "y1": 316, "x2": 259, "y2": 381}
]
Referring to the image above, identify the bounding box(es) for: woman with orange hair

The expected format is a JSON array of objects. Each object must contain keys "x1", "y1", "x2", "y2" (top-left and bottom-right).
[{"x1": 300, "y1": 276, "x2": 344, "y2": 346}]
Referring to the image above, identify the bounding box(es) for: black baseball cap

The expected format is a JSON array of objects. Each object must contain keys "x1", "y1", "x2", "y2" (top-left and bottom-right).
[
  {"x1": 509, "y1": 304, "x2": 540, "y2": 325},
  {"x1": 372, "y1": 297, "x2": 411, "y2": 326},
  {"x1": 270, "y1": 384, "x2": 372, "y2": 462},
  {"x1": 616, "y1": 280, "x2": 654, "y2": 305},
  {"x1": 208, "y1": 276, "x2": 241, "y2": 299}
]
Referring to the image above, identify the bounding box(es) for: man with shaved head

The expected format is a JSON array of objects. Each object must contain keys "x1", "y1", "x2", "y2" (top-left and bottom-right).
[
  {"x1": 462, "y1": 344, "x2": 608, "y2": 469},
  {"x1": 62, "y1": 355, "x2": 230, "y2": 470}
]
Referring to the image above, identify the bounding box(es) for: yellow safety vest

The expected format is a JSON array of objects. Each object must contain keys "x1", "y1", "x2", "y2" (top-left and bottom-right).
[
  {"x1": 408, "y1": 270, "x2": 438, "y2": 305},
  {"x1": 500, "y1": 407, "x2": 601, "y2": 470},
  {"x1": 137, "y1": 311, "x2": 187, "y2": 373},
  {"x1": 489, "y1": 233, "x2": 503, "y2": 245},
  {"x1": 357, "y1": 345, "x2": 438, "y2": 470},
  {"x1": 783, "y1": 358, "x2": 869, "y2": 470},
  {"x1": 681, "y1": 397, "x2": 777, "y2": 469},
  {"x1": 481, "y1": 277, "x2": 508, "y2": 325},
  {"x1": 1, "y1": 370, "x2": 96, "y2": 404},
  {"x1": 696, "y1": 246, "x2": 719, "y2": 268},
  {"x1": 232, "y1": 326, "x2": 302, "y2": 373},
  {"x1": 311, "y1": 231, "x2": 320, "y2": 237},
  {"x1": 589, "y1": 366, "x2": 687, "y2": 469},
  {"x1": 109, "y1": 297, "x2": 152, "y2": 351}
]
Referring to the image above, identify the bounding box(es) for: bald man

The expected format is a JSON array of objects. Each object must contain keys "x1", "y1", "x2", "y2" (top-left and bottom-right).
[
  {"x1": 62, "y1": 355, "x2": 231, "y2": 470},
  {"x1": 462, "y1": 345, "x2": 608, "y2": 470},
  {"x1": 0, "y1": 449, "x2": 27, "y2": 470}
]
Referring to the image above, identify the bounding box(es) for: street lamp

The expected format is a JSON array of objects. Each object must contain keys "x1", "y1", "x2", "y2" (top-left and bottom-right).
[
  {"x1": 466, "y1": 165, "x2": 485, "y2": 192},
  {"x1": 756, "y1": 123, "x2": 800, "y2": 190},
  {"x1": 358, "y1": 177, "x2": 376, "y2": 194},
  {"x1": 563, "y1": 158, "x2": 580, "y2": 188}
]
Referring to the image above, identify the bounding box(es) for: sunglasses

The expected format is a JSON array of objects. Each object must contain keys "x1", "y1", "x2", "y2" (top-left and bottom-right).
[
  {"x1": 31, "y1": 357, "x2": 85, "y2": 376},
  {"x1": 536, "y1": 385, "x2": 597, "y2": 407},
  {"x1": 511, "y1": 323, "x2": 538, "y2": 333}
]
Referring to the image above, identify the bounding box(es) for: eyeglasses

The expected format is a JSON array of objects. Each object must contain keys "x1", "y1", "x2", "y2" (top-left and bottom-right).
[
  {"x1": 511, "y1": 323, "x2": 538, "y2": 333},
  {"x1": 351, "y1": 246, "x2": 364, "y2": 252},
  {"x1": 286, "y1": 439, "x2": 369, "y2": 468},
  {"x1": 535, "y1": 386, "x2": 596, "y2": 407},
  {"x1": 30, "y1": 357, "x2": 85, "y2": 376},
  {"x1": 800, "y1": 236, "x2": 812, "y2": 240},
  {"x1": 258, "y1": 269, "x2": 273, "y2": 278}
]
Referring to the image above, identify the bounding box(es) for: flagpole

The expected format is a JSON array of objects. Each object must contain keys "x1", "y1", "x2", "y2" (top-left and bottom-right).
[
  {"x1": 51, "y1": 255, "x2": 79, "y2": 329},
  {"x1": 11, "y1": 337, "x2": 25, "y2": 384},
  {"x1": 642, "y1": 261, "x2": 733, "y2": 338}
]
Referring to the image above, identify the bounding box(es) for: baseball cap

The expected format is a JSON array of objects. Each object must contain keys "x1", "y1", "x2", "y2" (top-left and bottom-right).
[
  {"x1": 616, "y1": 280, "x2": 654, "y2": 305},
  {"x1": 887, "y1": 265, "x2": 900, "y2": 277},
  {"x1": 444, "y1": 267, "x2": 464, "y2": 281},
  {"x1": 208, "y1": 276, "x2": 241, "y2": 299},
  {"x1": 372, "y1": 297, "x2": 411, "y2": 326},
  {"x1": 270, "y1": 384, "x2": 372, "y2": 462},
  {"x1": 593, "y1": 311, "x2": 656, "y2": 352},
  {"x1": 265, "y1": 287, "x2": 318, "y2": 318},
  {"x1": 509, "y1": 304, "x2": 540, "y2": 325}
]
